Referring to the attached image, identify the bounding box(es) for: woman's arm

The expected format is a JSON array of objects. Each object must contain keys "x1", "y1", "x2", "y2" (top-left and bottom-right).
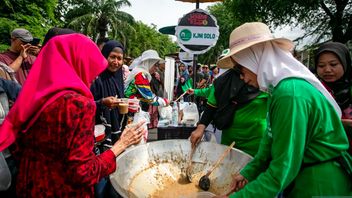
[
  {"x1": 231, "y1": 94, "x2": 308, "y2": 197},
  {"x1": 64, "y1": 96, "x2": 116, "y2": 186}
]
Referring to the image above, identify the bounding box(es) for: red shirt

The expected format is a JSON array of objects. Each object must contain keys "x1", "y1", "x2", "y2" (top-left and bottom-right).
[
  {"x1": 0, "y1": 50, "x2": 36, "y2": 85},
  {"x1": 13, "y1": 93, "x2": 116, "y2": 197}
]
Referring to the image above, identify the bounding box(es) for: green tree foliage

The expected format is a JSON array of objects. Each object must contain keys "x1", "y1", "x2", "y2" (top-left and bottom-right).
[
  {"x1": 54, "y1": 0, "x2": 71, "y2": 24},
  {"x1": 198, "y1": 3, "x2": 242, "y2": 65},
  {"x1": 64, "y1": 0, "x2": 135, "y2": 44},
  {"x1": 224, "y1": 0, "x2": 352, "y2": 44},
  {"x1": 0, "y1": 0, "x2": 59, "y2": 50},
  {"x1": 127, "y1": 22, "x2": 178, "y2": 58}
]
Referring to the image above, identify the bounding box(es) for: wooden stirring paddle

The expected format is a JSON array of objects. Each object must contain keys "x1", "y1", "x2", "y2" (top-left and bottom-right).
[
  {"x1": 199, "y1": 141, "x2": 236, "y2": 191},
  {"x1": 186, "y1": 145, "x2": 197, "y2": 182}
]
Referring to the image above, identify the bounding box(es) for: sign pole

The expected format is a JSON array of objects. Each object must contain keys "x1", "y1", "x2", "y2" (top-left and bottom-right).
[
  {"x1": 196, "y1": 0, "x2": 200, "y2": 9},
  {"x1": 192, "y1": 54, "x2": 198, "y2": 102}
]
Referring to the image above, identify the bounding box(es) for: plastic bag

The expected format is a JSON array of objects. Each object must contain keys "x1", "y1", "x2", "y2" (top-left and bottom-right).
[
  {"x1": 158, "y1": 105, "x2": 172, "y2": 121},
  {"x1": 181, "y1": 102, "x2": 199, "y2": 126},
  {"x1": 132, "y1": 110, "x2": 150, "y2": 144},
  {"x1": 0, "y1": 151, "x2": 11, "y2": 191}
]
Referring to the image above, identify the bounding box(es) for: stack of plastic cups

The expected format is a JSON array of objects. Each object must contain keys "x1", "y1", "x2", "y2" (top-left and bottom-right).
[
  {"x1": 128, "y1": 98, "x2": 140, "y2": 113},
  {"x1": 94, "y1": 124, "x2": 106, "y2": 143}
]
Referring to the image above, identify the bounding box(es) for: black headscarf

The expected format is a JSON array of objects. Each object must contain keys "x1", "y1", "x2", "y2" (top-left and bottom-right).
[
  {"x1": 101, "y1": 40, "x2": 125, "y2": 58},
  {"x1": 42, "y1": 27, "x2": 76, "y2": 47},
  {"x1": 90, "y1": 40, "x2": 125, "y2": 143},
  {"x1": 314, "y1": 42, "x2": 352, "y2": 109}
]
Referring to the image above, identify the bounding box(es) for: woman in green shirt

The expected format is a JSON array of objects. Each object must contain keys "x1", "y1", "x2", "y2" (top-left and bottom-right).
[
  {"x1": 216, "y1": 22, "x2": 351, "y2": 197},
  {"x1": 188, "y1": 70, "x2": 267, "y2": 157}
]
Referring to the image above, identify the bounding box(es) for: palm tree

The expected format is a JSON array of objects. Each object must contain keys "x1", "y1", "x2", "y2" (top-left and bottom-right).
[{"x1": 64, "y1": 0, "x2": 135, "y2": 46}]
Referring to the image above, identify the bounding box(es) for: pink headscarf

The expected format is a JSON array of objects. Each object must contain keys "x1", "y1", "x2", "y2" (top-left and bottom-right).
[{"x1": 0, "y1": 33, "x2": 108, "y2": 151}]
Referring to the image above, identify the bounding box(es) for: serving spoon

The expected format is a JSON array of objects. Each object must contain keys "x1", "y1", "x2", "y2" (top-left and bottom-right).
[{"x1": 199, "y1": 141, "x2": 235, "y2": 191}]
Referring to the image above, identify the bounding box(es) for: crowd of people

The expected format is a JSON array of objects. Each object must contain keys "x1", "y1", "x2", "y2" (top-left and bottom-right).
[
  {"x1": 0, "y1": 20, "x2": 351, "y2": 198},
  {"x1": 0, "y1": 27, "x2": 170, "y2": 197}
]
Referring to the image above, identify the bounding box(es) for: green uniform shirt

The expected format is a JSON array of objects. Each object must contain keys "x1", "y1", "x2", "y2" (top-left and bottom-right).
[
  {"x1": 231, "y1": 78, "x2": 350, "y2": 197},
  {"x1": 194, "y1": 86, "x2": 212, "y2": 101},
  {"x1": 221, "y1": 93, "x2": 267, "y2": 156},
  {"x1": 194, "y1": 85, "x2": 267, "y2": 156}
]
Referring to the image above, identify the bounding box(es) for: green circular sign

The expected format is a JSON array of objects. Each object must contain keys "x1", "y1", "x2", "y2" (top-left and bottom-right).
[{"x1": 179, "y1": 29, "x2": 192, "y2": 42}]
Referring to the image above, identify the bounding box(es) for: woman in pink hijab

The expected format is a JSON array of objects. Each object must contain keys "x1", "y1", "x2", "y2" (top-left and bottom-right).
[{"x1": 0, "y1": 34, "x2": 144, "y2": 197}]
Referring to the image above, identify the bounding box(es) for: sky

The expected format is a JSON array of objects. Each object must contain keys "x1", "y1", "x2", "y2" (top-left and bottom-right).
[
  {"x1": 121, "y1": 0, "x2": 308, "y2": 49},
  {"x1": 121, "y1": 0, "x2": 217, "y2": 30}
]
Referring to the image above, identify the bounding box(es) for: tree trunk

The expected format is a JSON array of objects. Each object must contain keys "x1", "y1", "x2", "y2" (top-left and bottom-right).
[
  {"x1": 330, "y1": 0, "x2": 349, "y2": 43},
  {"x1": 97, "y1": 15, "x2": 108, "y2": 40}
]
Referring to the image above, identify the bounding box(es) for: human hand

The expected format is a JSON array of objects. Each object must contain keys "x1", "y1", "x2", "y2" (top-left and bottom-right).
[
  {"x1": 27, "y1": 46, "x2": 40, "y2": 56},
  {"x1": 120, "y1": 121, "x2": 146, "y2": 146},
  {"x1": 20, "y1": 43, "x2": 32, "y2": 59},
  {"x1": 101, "y1": 96, "x2": 120, "y2": 108},
  {"x1": 230, "y1": 173, "x2": 248, "y2": 192},
  {"x1": 189, "y1": 124, "x2": 205, "y2": 148},
  {"x1": 187, "y1": 89, "x2": 194, "y2": 95},
  {"x1": 110, "y1": 121, "x2": 145, "y2": 156}
]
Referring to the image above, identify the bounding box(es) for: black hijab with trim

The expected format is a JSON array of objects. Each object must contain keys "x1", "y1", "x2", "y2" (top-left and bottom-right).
[{"x1": 90, "y1": 40, "x2": 125, "y2": 141}]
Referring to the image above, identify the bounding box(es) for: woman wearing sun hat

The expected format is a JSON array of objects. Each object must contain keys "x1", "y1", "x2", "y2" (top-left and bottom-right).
[{"x1": 215, "y1": 22, "x2": 352, "y2": 197}]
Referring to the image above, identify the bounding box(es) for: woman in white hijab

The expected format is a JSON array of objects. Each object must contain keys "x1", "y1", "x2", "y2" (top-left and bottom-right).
[
  {"x1": 216, "y1": 22, "x2": 351, "y2": 198},
  {"x1": 125, "y1": 50, "x2": 169, "y2": 111}
]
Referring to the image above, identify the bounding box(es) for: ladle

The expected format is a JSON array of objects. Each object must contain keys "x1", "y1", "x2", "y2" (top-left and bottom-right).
[
  {"x1": 185, "y1": 145, "x2": 196, "y2": 182},
  {"x1": 199, "y1": 141, "x2": 235, "y2": 191}
]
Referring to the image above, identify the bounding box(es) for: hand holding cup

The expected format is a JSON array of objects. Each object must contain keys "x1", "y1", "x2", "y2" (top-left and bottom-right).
[
  {"x1": 118, "y1": 98, "x2": 129, "y2": 114},
  {"x1": 101, "y1": 96, "x2": 121, "y2": 108}
]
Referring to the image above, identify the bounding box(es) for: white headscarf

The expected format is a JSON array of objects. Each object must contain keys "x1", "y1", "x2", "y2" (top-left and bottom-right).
[
  {"x1": 232, "y1": 41, "x2": 341, "y2": 117},
  {"x1": 124, "y1": 58, "x2": 159, "y2": 89},
  {"x1": 128, "y1": 56, "x2": 141, "y2": 71}
]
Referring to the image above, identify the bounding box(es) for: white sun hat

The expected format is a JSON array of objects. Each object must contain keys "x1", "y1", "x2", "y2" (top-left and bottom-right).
[
  {"x1": 217, "y1": 22, "x2": 294, "y2": 69},
  {"x1": 140, "y1": 49, "x2": 165, "y2": 64}
]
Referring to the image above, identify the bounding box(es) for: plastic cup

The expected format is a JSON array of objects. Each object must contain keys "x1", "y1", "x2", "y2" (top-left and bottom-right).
[
  {"x1": 128, "y1": 98, "x2": 140, "y2": 112},
  {"x1": 94, "y1": 124, "x2": 105, "y2": 142},
  {"x1": 118, "y1": 98, "x2": 129, "y2": 114}
]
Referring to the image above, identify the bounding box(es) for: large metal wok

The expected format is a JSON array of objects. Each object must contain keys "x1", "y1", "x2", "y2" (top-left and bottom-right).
[{"x1": 110, "y1": 140, "x2": 252, "y2": 198}]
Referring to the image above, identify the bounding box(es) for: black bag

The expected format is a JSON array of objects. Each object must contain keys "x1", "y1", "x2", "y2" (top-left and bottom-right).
[{"x1": 212, "y1": 69, "x2": 259, "y2": 130}]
